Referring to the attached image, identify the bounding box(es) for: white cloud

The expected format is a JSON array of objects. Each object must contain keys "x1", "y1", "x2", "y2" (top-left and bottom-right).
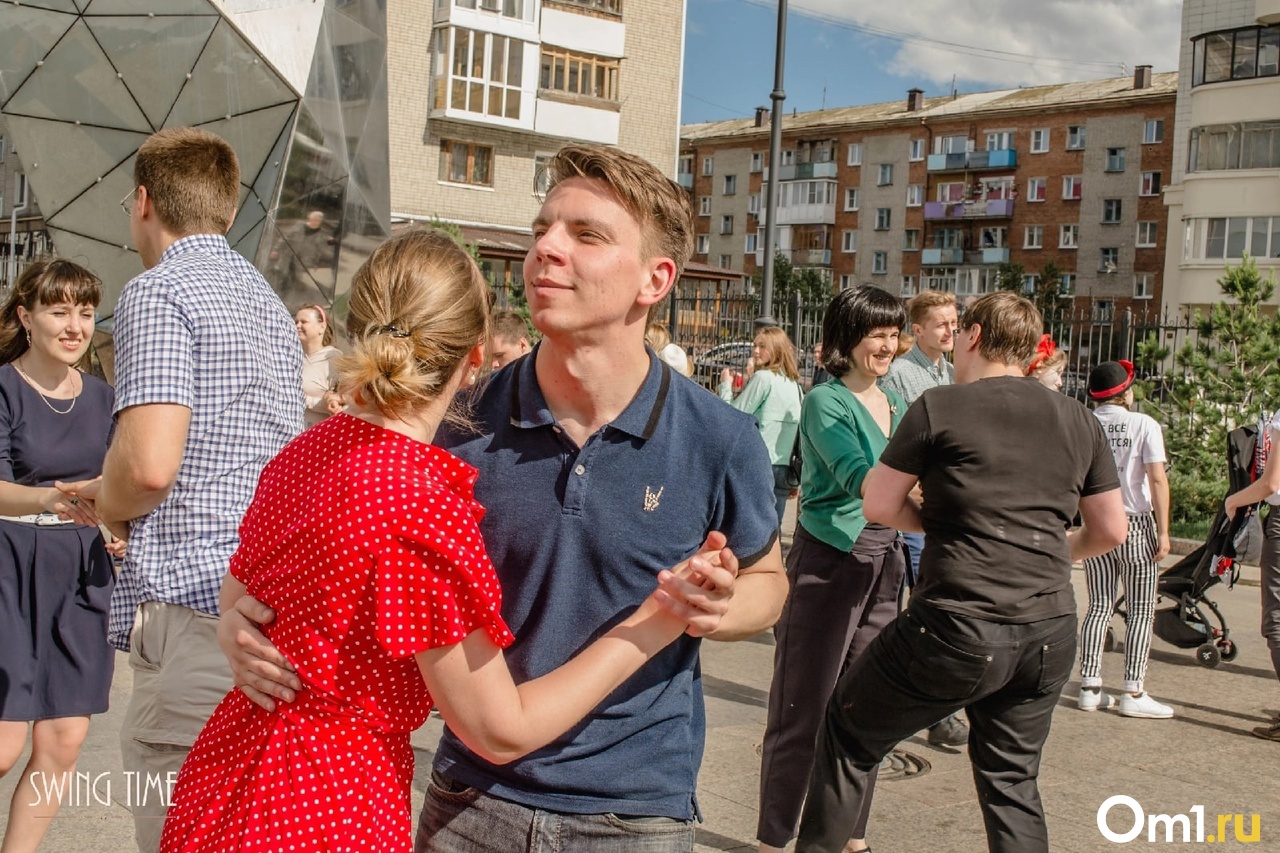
[{"x1": 788, "y1": 0, "x2": 1183, "y2": 89}]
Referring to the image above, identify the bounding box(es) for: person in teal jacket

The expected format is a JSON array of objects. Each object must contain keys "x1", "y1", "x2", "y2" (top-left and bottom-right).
[
  {"x1": 719, "y1": 325, "x2": 803, "y2": 526},
  {"x1": 757, "y1": 286, "x2": 907, "y2": 853}
]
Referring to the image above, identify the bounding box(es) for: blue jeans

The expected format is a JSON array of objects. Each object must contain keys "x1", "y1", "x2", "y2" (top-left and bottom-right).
[
  {"x1": 772, "y1": 464, "x2": 794, "y2": 529},
  {"x1": 415, "y1": 771, "x2": 695, "y2": 853},
  {"x1": 901, "y1": 531, "x2": 924, "y2": 588}
]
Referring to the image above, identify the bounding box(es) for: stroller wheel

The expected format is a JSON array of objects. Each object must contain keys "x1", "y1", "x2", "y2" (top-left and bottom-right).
[
  {"x1": 1219, "y1": 640, "x2": 1239, "y2": 662},
  {"x1": 1103, "y1": 627, "x2": 1116, "y2": 653},
  {"x1": 1196, "y1": 643, "x2": 1222, "y2": 668}
]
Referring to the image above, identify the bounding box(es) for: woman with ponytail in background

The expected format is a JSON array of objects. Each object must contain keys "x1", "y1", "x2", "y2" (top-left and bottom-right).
[
  {"x1": 294, "y1": 303, "x2": 343, "y2": 426},
  {"x1": 160, "y1": 230, "x2": 721, "y2": 853}
]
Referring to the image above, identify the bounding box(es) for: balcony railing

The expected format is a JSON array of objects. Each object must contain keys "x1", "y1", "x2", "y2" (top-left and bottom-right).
[
  {"x1": 980, "y1": 247, "x2": 1010, "y2": 264},
  {"x1": 775, "y1": 202, "x2": 836, "y2": 226},
  {"x1": 677, "y1": 173, "x2": 693, "y2": 189},
  {"x1": 923, "y1": 199, "x2": 1015, "y2": 220},
  {"x1": 922, "y1": 248, "x2": 964, "y2": 265},
  {"x1": 790, "y1": 248, "x2": 832, "y2": 266},
  {"x1": 777, "y1": 161, "x2": 838, "y2": 181},
  {"x1": 926, "y1": 149, "x2": 1017, "y2": 172}
]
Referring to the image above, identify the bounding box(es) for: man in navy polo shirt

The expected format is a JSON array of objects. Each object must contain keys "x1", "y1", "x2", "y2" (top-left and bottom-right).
[{"x1": 221, "y1": 143, "x2": 787, "y2": 851}]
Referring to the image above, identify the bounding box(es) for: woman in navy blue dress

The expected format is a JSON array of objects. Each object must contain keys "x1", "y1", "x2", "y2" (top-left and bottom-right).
[{"x1": 0, "y1": 260, "x2": 116, "y2": 852}]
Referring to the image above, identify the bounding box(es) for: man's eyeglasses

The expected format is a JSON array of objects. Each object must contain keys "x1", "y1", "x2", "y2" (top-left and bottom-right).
[{"x1": 120, "y1": 187, "x2": 138, "y2": 217}]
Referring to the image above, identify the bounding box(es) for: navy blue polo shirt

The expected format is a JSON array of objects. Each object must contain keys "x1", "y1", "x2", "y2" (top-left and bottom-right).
[{"x1": 433, "y1": 347, "x2": 778, "y2": 819}]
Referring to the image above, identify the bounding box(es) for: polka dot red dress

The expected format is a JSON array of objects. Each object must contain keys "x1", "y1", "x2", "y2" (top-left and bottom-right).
[{"x1": 160, "y1": 413, "x2": 513, "y2": 853}]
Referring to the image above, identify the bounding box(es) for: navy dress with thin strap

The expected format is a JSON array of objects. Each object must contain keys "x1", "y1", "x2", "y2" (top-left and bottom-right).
[{"x1": 0, "y1": 363, "x2": 115, "y2": 720}]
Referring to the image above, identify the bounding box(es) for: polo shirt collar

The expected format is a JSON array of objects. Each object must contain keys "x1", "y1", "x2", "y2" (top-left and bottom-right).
[
  {"x1": 905, "y1": 343, "x2": 945, "y2": 373},
  {"x1": 508, "y1": 343, "x2": 671, "y2": 441}
]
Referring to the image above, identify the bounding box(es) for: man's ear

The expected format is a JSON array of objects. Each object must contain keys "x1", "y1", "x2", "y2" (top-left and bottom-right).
[{"x1": 637, "y1": 256, "x2": 678, "y2": 308}]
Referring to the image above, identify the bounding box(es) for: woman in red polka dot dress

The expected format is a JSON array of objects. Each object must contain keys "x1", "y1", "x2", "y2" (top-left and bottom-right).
[{"x1": 160, "y1": 231, "x2": 724, "y2": 852}]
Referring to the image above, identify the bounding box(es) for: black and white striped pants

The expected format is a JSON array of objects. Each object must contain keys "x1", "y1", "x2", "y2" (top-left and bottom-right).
[{"x1": 1079, "y1": 513, "x2": 1159, "y2": 693}]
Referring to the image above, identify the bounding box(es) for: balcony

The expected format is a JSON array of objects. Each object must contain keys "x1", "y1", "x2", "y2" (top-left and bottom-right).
[
  {"x1": 980, "y1": 247, "x2": 1010, "y2": 264},
  {"x1": 926, "y1": 149, "x2": 1017, "y2": 172},
  {"x1": 922, "y1": 199, "x2": 1015, "y2": 220},
  {"x1": 777, "y1": 161, "x2": 838, "y2": 181},
  {"x1": 775, "y1": 201, "x2": 836, "y2": 226},
  {"x1": 922, "y1": 248, "x2": 964, "y2": 265},
  {"x1": 677, "y1": 173, "x2": 693, "y2": 189},
  {"x1": 789, "y1": 248, "x2": 832, "y2": 266}
]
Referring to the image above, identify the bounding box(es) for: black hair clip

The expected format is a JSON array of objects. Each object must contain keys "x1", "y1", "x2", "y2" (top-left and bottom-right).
[{"x1": 376, "y1": 324, "x2": 412, "y2": 338}]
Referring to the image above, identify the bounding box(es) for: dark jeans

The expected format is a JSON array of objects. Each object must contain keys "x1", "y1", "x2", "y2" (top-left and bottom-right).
[
  {"x1": 757, "y1": 524, "x2": 905, "y2": 848},
  {"x1": 796, "y1": 602, "x2": 1077, "y2": 853},
  {"x1": 771, "y1": 464, "x2": 793, "y2": 529},
  {"x1": 415, "y1": 771, "x2": 694, "y2": 853},
  {"x1": 1261, "y1": 507, "x2": 1280, "y2": 681}
]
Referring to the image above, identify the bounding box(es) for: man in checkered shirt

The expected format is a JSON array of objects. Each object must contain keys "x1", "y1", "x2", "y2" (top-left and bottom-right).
[{"x1": 82, "y1": 127, "x2": 302, "y2": 852}]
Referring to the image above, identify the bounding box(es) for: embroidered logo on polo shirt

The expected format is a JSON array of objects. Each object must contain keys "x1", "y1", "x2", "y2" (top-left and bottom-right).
[{"x1": 643, "y1": 485, "x2": 663, "y2": 512}]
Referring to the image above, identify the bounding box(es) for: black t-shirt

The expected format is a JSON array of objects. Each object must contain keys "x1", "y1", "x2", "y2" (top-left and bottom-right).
[{"x1": 879, "y1": 376, "x2": 1119, "y2": 623}]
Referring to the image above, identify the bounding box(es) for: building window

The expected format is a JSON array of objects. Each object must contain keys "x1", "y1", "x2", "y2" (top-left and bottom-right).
[
  {"x1": 1189, "y1": 122, "x2": 1280, "y2": 171},
  {"x1": 872, "y1": 251, "x2": 887, "y2": 274},
  {"x1": 452, "y1": 0, "x2": 538, "y2": 19},
  {"x1": 840, "y1": 274, "x2": 856, "y2": 289},
  {"x1": 702, "y1": 156, "x2": 714, "y2": 176},
  {"x1": 1192, "y1": 25, "x2": 1280, "y2": 87},
  {"x1": 874, "y1": 208, "x2": 891, "y2": 230},
  {"x1": 1100, "y1": 247, "x2": 1119, "y2": 271},
  {"x1": 781, "y1": 150, "x2": 795, "y2": 166},
  {"x1": 1027, "y1": 177, "x2": 1047, "y2": 202},
  {"x1": 720, "y1": 215, "x2": 734, "y2": 235},
  {"x1": 904, "y1": 229, "x2": 920, "y2": 251},
  {"x1": 1062, "y1": 176, "x2": 1082, "y2": 200},
  {"x1": 901, "y1": 275, "x2": 917, "y2": 296},
  {"x1": 1185, "y1": 215, "x2": 1279, "y2": 260},
  {"x1": 1144, "y1": 119, "x2": 1164, "y2": 144},
  {"x1": 534, "y1": 152, "x2": 553, "y2": 195},
  {"x1": 1023, "y1": 274, "x2": 1040, "y2": 293},
  {"x1": 718, "y1": 253, "x2": 733, "y2": 269},
  {"x1": 847, "y1": 143, "x2": 862, "y2": 166},
  {"x1": 1061, "y1": 273, "x2": 1076, "y2": 295},
  {"x1": 1066, "y1": 125, "x2": 1086, "y2": 150},
  {"x1": 748, "y1": 193, "x2": 760, "y2": 215},
  {"x1": 935, "y1": 182, "x2": 963, "y2": 202},
  {"x1": 1024, "y1": 225, "x2": 1043, "y2": 249},
  {"x1": 435, "y1": 28, "x2": 526, "y2": 118},
  {"x1": 695, "y1": 234, "x2": 709, "y2": 254},
  {"x1": 745, "y1": 233, "x2": 758, "y2": 253},
  {"x1": 750, "y1": 152, "x2": 764, "y2": 172},
  {"x1": 1140, "y1": 171, "x2": 1161, "y2": 196},
  {"x1": 906, "y1": 184, "x2": 923, "y2": 207},
  {"x1": 1105, "y1": 147, "x2": 1126, "y2": 172},
  {"x1": 934, "y1": 227, "x2": 962, "y2": 249},
  {"x1": 909, "y1": 138, "x2": 925, "y2": 161},
  {"x1": 985, "y1": 130, "x2": 1013, "y2": 151},
  {"x1": 877, "y1": 164, "x2": 893, "y2": 186},
  {"x1": 936, "y1": 135, "x2": 969, "y2": 155},
  {"x1": 698, "y1": 196, "x2": 710, "y2": 216},
  {"x1": 438, "y1": 139, "x2": 493, "y2": 186},
  {"x1": 841, "y1": 230, "x2": 858, "y2": 253},
  {"x1": 844, "y1": 187, "x2": 859, "y2": 211},
  {"x1": 1030, "y1": 128, "x2": 1049, "y2": 153},
  {"x1": 540, "y1": 45, "x2": 619, "y2": 101},
  {"x1": 1060, "y1": 224, "x2": 1079, "y2": 248},
  {"x1": 1134, "y1": 273, "x2": 1154, "y2": 299},
  {"x1": 1102, "y1": 199, "x2": 1123, "y2": 223},
  {"x1": 1136, "y1": 221, "x2": 1158, "y2": 247},
  {"x1": 723, "y1": 175, "x2": 736, "y2": 195}
]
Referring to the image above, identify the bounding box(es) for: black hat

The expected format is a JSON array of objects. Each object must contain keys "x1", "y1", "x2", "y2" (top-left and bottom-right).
[{"x1": 1088, "y1": 360, "x2": 1135, "y2": 400}]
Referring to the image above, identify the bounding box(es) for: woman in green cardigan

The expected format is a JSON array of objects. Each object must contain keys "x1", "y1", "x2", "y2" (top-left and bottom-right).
[
  {"x1": 718, "y1": 325, "x2": 803, "y2": 526},
  {"x1": 757, "y1": 286, "x2": 908, "y2": 853}
]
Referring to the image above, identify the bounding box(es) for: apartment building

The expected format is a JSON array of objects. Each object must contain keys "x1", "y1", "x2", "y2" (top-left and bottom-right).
[
  {"x1": 1162, "y1": 0, "x2": 1280, "y2": 314},
  {"x1": 681, "y1": 71, "x2": 1177, "y2": 315},
  {"x1": 387, "y1": 0, "x2": 684, "y2": 286}
]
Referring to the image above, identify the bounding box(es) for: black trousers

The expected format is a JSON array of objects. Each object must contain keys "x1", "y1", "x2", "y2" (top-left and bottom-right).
[{"x1": 796, "y1": 602, "x2": 1077, "y2": 853}]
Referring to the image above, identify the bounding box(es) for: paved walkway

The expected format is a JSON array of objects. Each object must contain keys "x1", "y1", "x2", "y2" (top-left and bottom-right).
[{"x1": 3, "y1": 506, "x2": 1277, "y2": 851}]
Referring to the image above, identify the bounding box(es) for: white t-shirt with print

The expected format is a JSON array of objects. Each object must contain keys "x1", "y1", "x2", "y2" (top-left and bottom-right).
[{"x1": 1093, "y1": 404, "x2": 1166, "y2": 514}]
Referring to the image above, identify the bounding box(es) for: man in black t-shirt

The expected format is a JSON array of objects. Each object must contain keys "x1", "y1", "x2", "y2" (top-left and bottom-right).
[{"x1": 796, "y1": 292, "x2": 1126, "y2": 853}]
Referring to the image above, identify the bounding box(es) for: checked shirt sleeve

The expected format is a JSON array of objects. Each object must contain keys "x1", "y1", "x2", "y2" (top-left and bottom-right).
[{"x1": 112, "y1": 278, "x2": 195, "y2": 413}]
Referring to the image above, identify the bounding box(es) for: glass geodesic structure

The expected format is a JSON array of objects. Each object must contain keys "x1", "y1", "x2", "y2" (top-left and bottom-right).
[{"x1": 0, "y1": 0, "x2": 389, "y2": 323}]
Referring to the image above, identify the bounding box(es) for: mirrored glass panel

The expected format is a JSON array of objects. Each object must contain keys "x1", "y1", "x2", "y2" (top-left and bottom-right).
[
  {"x1": 0, "y1": 7, "x2": 75, "y2": 102},
  {"x1": 81, "y1": 0, "x2": 216, "y2": 15},
  {"x1": 197, "y1": 102, "x2": 297, "y2": 191},
  {"x1": 45, "y1": 227, "x2": 144, "y2": 318},
  {"x1": 1, "y1": 117, "x2": 147, "y2": 214},
  {"x1": 44, "y1": 158, "x2": 137, "y2": 247},
  {"x1": 167, "y1": 19, "x2": 295, "y2": 127}
]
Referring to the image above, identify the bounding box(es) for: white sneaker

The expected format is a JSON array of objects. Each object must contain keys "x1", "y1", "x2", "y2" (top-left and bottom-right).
[
  {"x1": 1117, "y1": 692, "x2": 1174, "y2": 719},
  {"x1": 1078, "y1": 687, "x2": 1115, "y2": 711}
]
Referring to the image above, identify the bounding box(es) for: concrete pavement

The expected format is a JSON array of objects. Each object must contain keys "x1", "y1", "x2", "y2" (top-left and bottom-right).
[{"x1": 3, "y1": 505, "x2": 1277, "y2": 851}]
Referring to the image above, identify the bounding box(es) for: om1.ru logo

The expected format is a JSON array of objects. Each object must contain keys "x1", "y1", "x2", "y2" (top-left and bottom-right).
[{"x1": 1098, "y1": 795, "x2": 1260, "y2": 844}]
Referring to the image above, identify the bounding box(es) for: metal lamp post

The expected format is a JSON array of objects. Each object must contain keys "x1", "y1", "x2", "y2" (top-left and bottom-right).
[{"x1": 756, "y1": 0, "x2": 787, "y2": 329}]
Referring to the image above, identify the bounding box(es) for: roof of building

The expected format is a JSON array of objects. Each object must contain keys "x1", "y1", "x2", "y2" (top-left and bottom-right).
[{"x1": 681, "y1": 71, "x2": 1178, "y2": 143}]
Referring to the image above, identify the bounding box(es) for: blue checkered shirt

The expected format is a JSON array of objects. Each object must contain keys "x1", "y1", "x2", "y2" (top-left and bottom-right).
[
  {"x1": 880, "y1": 343, "x2": 954, "y2": 404},
  {"x1": 107, "y1": 235, "x2": 303, "y2": 650}
]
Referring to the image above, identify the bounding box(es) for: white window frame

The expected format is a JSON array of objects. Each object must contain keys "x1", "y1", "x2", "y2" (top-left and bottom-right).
[
  {"x1": 718, "y1": 253, "x2": 733, "y2": 269},
  {"x1": 1059, "y1": 224, "x2": 1080, "y2": 248},
  {"x1": 1061, "y1": 273, "x2": 1076, "y2": 295},
  {"x1": 985, "y1": 130, "x2": 1013, "y2": 151},
  {"x1": 748, "y1": 193, "x2": 761, "y2": 215},
  {"x1": 695, "y1": 234, "x2": 709, "y2": 254},
  {"x1": 840, "y1": 274, "x2": 856, "y2": 289},
  {"x1": 1062, "y1": 176, "x2": 1082, "y2": 200},
  {"x1": 844, "y1": 187, "x2": 859, "y2": 211},
  {"x1": 906, "y1": 184, "x2": 923, "y2": 207},
  {"x1": 1105, "y1": 147, "x2": 1127, "y2": 172},
  {"x1": 750, "y1": 152, "x2": 764, "y2": 172},
  {"x1": 1143, "y1": 119, "x2": 1164, "y2": 144},
  {"x1": 1100, "y1": 247, "x2": 1119, "y2": 271},
  {"x1": 744, "y1": 233, "x2": 758, "y2": 253},
  {"x1": 846, "y1": 143, "x2": 862, "y2": 166},
  {"x1": 1023, "y1": 273, "x2": 1040, "y2": 292},
  {"x1": 1136, "y1": 220, "x2": 1158, "y2": 247},
  {"x1": 841, "y1": 230, "x2": 858, "y2": 253},
  {"x1": 872, "y1": 251, "x2": 887, "y2": 274},
  {"x1": 904, "y1": 229, "x2": 920, "y2": 251},
  {"x1": 1027, "y1": 177, "x2": 1047, "y2": 202},
  {"x1": 720, "y1": 214, "x2": 734, "y2": 235},
  {"x1": 900, "y1": 275, "x2": 917, "y2": 296},
  {"x1": 1024, "y1": 225, "x2": 1043, "y2": 249},
  {"x1": 701, "y1": 156, "x2": 714, "y2": 176},
  {"x1": 877, "y1": 163, "x2": 893, "y2": 186},
  {"x1": 874, "y1": 208, "x2": 891, "y2": 230},
  {"x1": 1066, "y1": 125, "x2": 1086, "y2": 150},
  {"x1": 1134, "y1": 272, "x2": 1154, "y2": 299},
  {"x1": 1102, "y1": 198, "x2": 1123, "y2": 223},
  {"x1": 1140, "y1": 171, "x2": 1162, "y2": 196},
  {"x1": 1030, "y1": 128, "x2": 1049, "y2": 153},
  {"x1": 698, "y1": 196, "x2": 711, "y2": 216},
  {"x1": 723, "y1": 174, "x2": 736, "y2": 195},
  {"x1": 677, "y1": 155, "x2": 693, "y2": 176},
  {"x1": 909, "y1": 138, "x2": 925, "y2": 161}
]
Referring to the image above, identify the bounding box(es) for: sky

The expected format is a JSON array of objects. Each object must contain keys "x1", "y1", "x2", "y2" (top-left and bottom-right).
[{"x1": 681, "y1": 0, "x2": 1184, "y2": 126}]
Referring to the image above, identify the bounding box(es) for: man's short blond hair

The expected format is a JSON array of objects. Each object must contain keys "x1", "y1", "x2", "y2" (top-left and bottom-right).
[
  {"x1": 907, "y1": 290, "x2": 957, "y2": 328},
  {"x1": 960, "y1": 292, "x2": 1042, "y2": 367},
  {"x1": 544, "y1": 144, "x2": 694, "y2": 280},
  {"x1": 134, "y1": 127, "x2": 239, "y2": 236}
]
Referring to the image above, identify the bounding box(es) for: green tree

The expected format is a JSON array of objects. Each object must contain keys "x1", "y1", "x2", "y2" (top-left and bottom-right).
[
  {"x1": 1136, "y1": 255, "x2": 1280, "y2": 529},
  {"x1": 752, "y1": 251, "x2": 835, "y2": 318},
  {"x1": 993, "y1": 261, "x2": 1026, "y2": 293},
  {"x1": 1031, "y1": 260, "x2": 1070, "y2": 318}
]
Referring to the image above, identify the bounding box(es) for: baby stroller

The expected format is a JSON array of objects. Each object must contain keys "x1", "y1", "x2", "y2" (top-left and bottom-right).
[{"x1": 1111, "y1": 423, "x2": 1261, "y2": 668}]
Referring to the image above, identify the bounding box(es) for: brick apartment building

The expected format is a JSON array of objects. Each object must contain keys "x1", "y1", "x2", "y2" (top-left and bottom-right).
[{"x1": 681, "y1": 69, "x2": 1177, "y2": 315}]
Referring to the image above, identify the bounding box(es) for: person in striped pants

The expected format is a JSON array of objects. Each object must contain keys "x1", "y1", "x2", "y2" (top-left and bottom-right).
[{"x1": 1077, "y1": 360, "x2": 1174, "y2": 719}]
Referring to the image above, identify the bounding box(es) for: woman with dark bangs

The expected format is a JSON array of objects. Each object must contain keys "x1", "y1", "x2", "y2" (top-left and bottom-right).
[
  {"x1": 757, "y1": 286, "x2": 908, "y2": 853},
  {"x1": 0, "y1": 260, "x2": 117, "y2": 852}
]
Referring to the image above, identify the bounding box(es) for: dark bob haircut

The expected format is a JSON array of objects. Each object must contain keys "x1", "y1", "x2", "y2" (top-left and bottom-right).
[{"x1": 819, "y1": 286, "x2": 906, "y2": 379}]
